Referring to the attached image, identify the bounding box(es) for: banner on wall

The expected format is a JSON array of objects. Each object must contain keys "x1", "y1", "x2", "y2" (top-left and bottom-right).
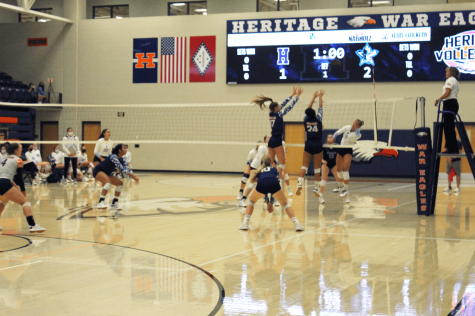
[
  {"x1": 161, "y1": 37, "x2": 187, "y2": 83},
  {"x1": 133, "y1": 38, "x2": 158, "y2": 84},
  {"x1": 190, "y1": 36, "x2": 216, "y2": 82}
]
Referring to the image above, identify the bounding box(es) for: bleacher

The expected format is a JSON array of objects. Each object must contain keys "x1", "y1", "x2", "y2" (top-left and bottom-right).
[
  {"x1": 0, "y1": 71, "x2": 36, "y2": 142},
  {"x1": 0, "y1": 71, "x2": 36, "y2": 103}
]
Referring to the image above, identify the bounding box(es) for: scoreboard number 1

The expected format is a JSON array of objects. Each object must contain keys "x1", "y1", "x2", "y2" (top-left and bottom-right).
[{"x1": 279, "y1": 68, "x2": 287, "y2": 80}]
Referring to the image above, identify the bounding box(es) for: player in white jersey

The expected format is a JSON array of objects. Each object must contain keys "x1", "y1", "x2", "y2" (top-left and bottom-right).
[
  {"x1": 332, "y1": 119, "x2": 364, "y2": 201},
  {"x1": 94, "y1": 129, "x2": 113, "y2": 167},
  {"x1": 238, "y1": 135, "x2": 270, "y2": 207},
  {"x1": 63, "y1": 128, "x2": 80, "y2": 184},
  {"x1": 237, "y1": 140, "x2": 263, "y2": 200},
  {"x1": 78, "y1": 145, "x2": 95, "y2": 178},
  {"x1": 0, "y1": 143, "x2": 45, "y2": 233}
]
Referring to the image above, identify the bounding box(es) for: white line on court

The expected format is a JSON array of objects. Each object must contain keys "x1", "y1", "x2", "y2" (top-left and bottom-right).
[
  {"x1": 0, "y1": 261, "x2": 42, "y2": 271},
  {"x1": 195, "y1": 200, "x2": 417, "y2": 268},
  {"x1": 388, "y1": 184, "x2": 416, "y2": 191}
]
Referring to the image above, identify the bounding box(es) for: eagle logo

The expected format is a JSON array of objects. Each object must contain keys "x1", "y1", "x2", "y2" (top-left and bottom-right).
[
  {"x1": 352, "y1": 140, "x2": 398, "y2": 162},
  {"x1": 347, "y1": 16, "x2": 377, "y2": 28}
]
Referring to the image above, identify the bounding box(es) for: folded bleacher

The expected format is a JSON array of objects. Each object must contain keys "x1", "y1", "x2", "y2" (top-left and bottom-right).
[{"x1": 0, "y1": 71, "x2": 34, "y2": 103}]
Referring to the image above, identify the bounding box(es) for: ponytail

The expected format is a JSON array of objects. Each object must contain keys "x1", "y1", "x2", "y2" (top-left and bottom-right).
[
  {"x1": 356, "y1": 119, "x2": 364, "y2": 128},
  {"x1": 256, "y1": 154, "x2": 272, "y2": 173},
  {"x1": 252, "y1": 95, "x2": 278, "y2": 112}
]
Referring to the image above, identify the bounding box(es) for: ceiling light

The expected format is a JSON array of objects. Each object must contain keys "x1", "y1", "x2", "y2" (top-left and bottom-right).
[
  {"x1": 194, "y1": 8, "x2": 207, "y2": 12},
  {"x1": 38, "y1": 18, "x2": 50, "y2": 22},
  {"x1": 370, "y1": 0, "x2": 390, "y2": 3},
  {"x1": 173, "y1": 3, "x2": 186, "y2": 6}
]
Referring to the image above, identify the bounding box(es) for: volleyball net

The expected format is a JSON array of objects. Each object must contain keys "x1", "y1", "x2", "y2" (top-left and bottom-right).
[{"x1": 0, "y1": 98, "x2": 418, "y2": 151}]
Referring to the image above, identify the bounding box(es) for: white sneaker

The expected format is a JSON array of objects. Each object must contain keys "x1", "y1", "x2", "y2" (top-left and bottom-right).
[
  {"x1": 296, "y1": 186, "x2": 302, "y2": 196},
  {"x1": 345, "y1": 196, "x2": 350, "y2": 204},
  {"x1": 95, "y1": 201, "x2": 108, "y2": 209},
  {"x1": 340, "y1": 190, "x2": 349, "y2": 198},
  {"x1": 294, "y1": 223, "x2": 304, "y2": 231},
  {"x1": 29, "y1": 224, "x2": 46, "y2": 233},
  {"x1": 454, "y1": 187, "x2": 461, "y2": 194},
  {"x1": 333, "y1": 186, "x2": 342, "y2": 193},
  {"x1": 239, "y1": 221, "x2": 249, "y2": 230},
  {"x1": 313, "y1": 188, "x2": 321, "y2": 197},
  {"x1": 110, "y1": 203, "x2": 122, "y2": 211},
  {"x1": 73, "y1": 180, "x2": 77, "y2": 185},
  {"x1": 0, "y1": 225, "x2": 2, "y2": 231},
  {"x1": 287, "y1": 187, "x2": 293, "y2": 197},
  {"x1": 236, "y1": 192, "x2": 243, "y2": 200},
  {"x1": 443, "y1": 187, "x2": 452, "y2": 193},
  {"x1": 238, "y1": 199, "x2": 247, "y2": 207},
  {"x1": 40, "y1": 173, "x2": 49, "y2": 179},
  {"x1": 319, "y1": 197, "x2": 325, "y2": 204}
]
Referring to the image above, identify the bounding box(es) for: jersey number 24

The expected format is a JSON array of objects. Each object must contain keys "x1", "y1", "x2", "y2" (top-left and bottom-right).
[{"x1": 307, "y1": 125, "x2": 318, "y2": 132}]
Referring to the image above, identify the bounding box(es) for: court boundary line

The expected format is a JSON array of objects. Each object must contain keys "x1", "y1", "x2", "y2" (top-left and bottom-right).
[
  {"x1": 4, "y1": 234, "x2": 225, "y2": 316},
  {"x1": 0, "y1": 235, "x2": 32, "y2": 253}
]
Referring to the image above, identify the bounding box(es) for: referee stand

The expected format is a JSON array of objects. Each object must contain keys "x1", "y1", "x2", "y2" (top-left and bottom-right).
[{"x1": 427, "y1": 101, "x2": 475, "y2": 216}]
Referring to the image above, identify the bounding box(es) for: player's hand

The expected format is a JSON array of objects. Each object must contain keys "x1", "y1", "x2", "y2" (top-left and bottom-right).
[
  {"x1": 296, "y1": 87, "x2": 304, "y2": 96},
  {"x1": 319, "y1": 89, "x2": 325, "y2": 97},
  {"x1": 448, "y1": 157, "x2": 452, "y2": 163},
  {"x1": 434, "y1": 99, "x2": 439, "y2": 106},
  {"x1": 291, "y1": 86, "x2": 297, "y2": 96},
  {"x1": 313, "y1": 90, "x2": 319, "y2": 99},
  {"x1": 132, "y1": 175, "x2": 139, "y2": 184}
]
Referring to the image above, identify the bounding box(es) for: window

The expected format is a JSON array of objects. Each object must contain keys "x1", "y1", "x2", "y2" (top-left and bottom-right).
[
  {"x1": 93, "y1": 5, "x2": 129, "y2": 19},
  {"x1": 349, "y1": 0, "x2": 393, "y2": 8},
  {"x1": 168, "y1": 2, "x2": 207, "y2": 16},
  {"x1": 19, "y1": 8, "x2": 53, "y2": 23},
  {"x1": 257, "y1": 0, "x2": 298, "y2": 12}
]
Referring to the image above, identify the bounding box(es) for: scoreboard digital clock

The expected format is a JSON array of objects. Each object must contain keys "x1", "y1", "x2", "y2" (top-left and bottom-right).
[{"x1": 226, "y1": 10, "x2": 475, "y2": 84}]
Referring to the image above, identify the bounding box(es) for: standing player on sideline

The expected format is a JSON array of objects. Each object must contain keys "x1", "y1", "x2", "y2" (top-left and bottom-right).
[
  {"x1": 0, "y1": 143, "x2": 45, "y2": 233},
  {"x1": 237, "y1": 141, "x2": 262, "y2": 200},
  {"x1": 296, "y1": 89, "x2": 324, "y2": 197},
  {"x1": 238, "y1": 154, "x2": 304, "y2": 232},
  {"x1": 63, "y1": 127, "x2": 80, "y2": 184},
  {"x1": 94, "y1": 129, "x2": 113, "y2": 167},
  {"x1": 93, "y1": 144, "x2": 139, "y2": 210},
  {"x1": 252, "y1": 86, "x2": 303, "y2": 179},
  {"x1": 333, "y1": 119, "x2": 364, "y2": 201},
  {"x1": 239, "y1": 135, "x2": 270, "y2": 207},
  {"x1": 315, "y1": 135, "x2": 339, "y2": 204}
]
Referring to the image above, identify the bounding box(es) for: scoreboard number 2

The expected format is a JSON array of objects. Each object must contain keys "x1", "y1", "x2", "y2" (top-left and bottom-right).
[{"x1": 363, "y1": 67, "x2": 371, "y2": 79}]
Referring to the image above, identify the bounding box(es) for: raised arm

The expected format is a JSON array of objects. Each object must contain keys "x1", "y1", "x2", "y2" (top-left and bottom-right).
[
  {"x1": 308, "y1": 90, "x2": 319, "y2": 108},
  {"x1": 333, "y1": 126, "x2": 349, "y2": 140},
  {"x1": 279, "y1": 86, "x2": 303, "y2": 117}
]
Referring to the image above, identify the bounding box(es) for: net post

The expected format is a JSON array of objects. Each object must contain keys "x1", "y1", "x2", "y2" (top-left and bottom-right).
[
  {"x1": 372, "y1": 66, "x2": 378, "y2": 147},
  {"x1": 388, "y1": 100, "x2": 396, "y2": 147},
  {"x1": 420, "y1": 97, "x2": 426, "y2": 128}
]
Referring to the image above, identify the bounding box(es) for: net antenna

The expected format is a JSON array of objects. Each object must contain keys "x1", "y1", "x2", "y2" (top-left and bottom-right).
[{"x1": 372, "y1": 66, "x2": 378, "y2": 147}]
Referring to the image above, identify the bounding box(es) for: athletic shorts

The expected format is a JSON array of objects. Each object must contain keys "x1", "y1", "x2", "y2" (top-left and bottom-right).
[
  {"x1": 92, "y1": 166, "x2": 112, "y2": 178},
  {"x1": 0, "y1": 179, "x2": 13, "y2": 196},
  {"x1": 446, "y1": 159, "x2": 462, "y2": 175},
  {"x1": 304, "y1": 142, "x2": 323, "y2": 155},
  {"x1": 256, "y1": 178, "x2": 281, "y2": 195},
  {"x1": 247, "y1": 160, "x2": 252, "y2": 165},
  {"x1": 268, "y1": 136, "x2": 283, "y2": 149},
  {"x1": 93, "y1": 156, "x2": 108, "y2": 163},
  {"x1": 337, "y1": 148, "x2": 353, "y2": 157},
  {"x1": 326, "y1": 161, "x2": 337, "y2": 169}
]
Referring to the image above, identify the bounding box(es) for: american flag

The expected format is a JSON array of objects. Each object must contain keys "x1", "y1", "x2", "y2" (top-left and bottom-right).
[{"x1": 161, "y1": 37, "x2": 187, "y2": 83}]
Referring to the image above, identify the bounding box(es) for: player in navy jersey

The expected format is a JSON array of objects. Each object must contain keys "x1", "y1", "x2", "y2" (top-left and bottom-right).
[
  {"x1": 296, "y1": 89, "x2": 324, "y2": 197},
  {"x1": 93, "y1": 144, "x2": 139, "y2": 211},
  {"x1": 315, "y1": 135, "x2": 340, "y2": 204},
  {"x1": 239, "y1": 154, "x2": 304, "y2": 232},
  {"x1": 252, "y1": 86, "x2": 303, "y2": 180}
]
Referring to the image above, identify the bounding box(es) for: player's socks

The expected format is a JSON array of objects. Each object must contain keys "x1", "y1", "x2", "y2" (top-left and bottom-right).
[
  {"x1": 99, "y1": 195, "x2": 105, "y2": 203},
  {"x1": 112, "y1": 198, "x2": 119, "y2": 205},
  {"x1": 239, "y1": 189, "x2": 244, "y2": 193},
  {"x1": 343, "y1": 184, "x2": 348, "y2": 191},
  {"x1": 26, "y1": 215, "x2": 36, "y2": 227}
]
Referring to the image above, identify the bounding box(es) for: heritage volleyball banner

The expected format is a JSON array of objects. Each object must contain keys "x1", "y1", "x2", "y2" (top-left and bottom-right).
[
  {"x1": 189, "y1": 36, "x2": 216, "y2": 82},
  {"x1": 133, "y1": 38, "x2": 158, "y2": 84}
]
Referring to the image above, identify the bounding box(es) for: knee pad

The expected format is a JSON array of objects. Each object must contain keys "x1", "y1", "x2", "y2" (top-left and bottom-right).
[
  {"x1": 301, "y1": 166, "x2": 308, "y2": 173},
  {"x1": 248, "y1": 183, "x2": 255, "y2": 189},
  {"x1": 343, "y1": 171, "x2": 350, "y2": 180},
  {"x1": 337, "y1": 171, "x2": 343, "y2": 178},
  {"x1": 247, "y1": 201, "x2": 255, "y2": 206},
  {"x1": 115, "y1": 185, "x2": 123, "y2": 193},
  {"x1": 241, "y1": 173, "x2": 250, "y2": 184},
  {"x1": 320, "y1": 180, "x2": 327, "y2": 187},
  {"x1": 279, "y1": 164, "x2": 286, "y2": 170},
  {"x1": 104, "y1": 183, "x2": 112, "y2": 191},
  {"x1": 283, "y1": 203, "x2": 291, "y2": 209},
  {"x1": 314, "y1": 168, "x2": 321, "y2": 174},
  {"x1": 22, "y1": 202, "x2": 31, "y2": 207},
  {"x1": 45, "y1": 164, "x2": 51, "y2": 172},
  {"x1": 284, "y1": 174, "x2": 289, "y2": 181}
]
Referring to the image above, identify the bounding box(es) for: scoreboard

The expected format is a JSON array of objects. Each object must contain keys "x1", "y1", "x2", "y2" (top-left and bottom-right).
[{"x1": 226, "y1": 10, "x2": 475, "y2": 84}]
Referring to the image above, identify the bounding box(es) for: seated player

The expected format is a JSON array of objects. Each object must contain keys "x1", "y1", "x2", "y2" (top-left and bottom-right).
[
  {"x1": 23, "y1": 144, "x2": 45, "y2": 185},
  {"x1": 78, "y1": 145, "x2": 95, "y2": 178},
  {"x1": 27, "y1": 143, "x2": 50, "y2": 174},
  {"x1": 0, "y1": 143, "x2": 46, "y2": 233},
  {"x1": 93, "y1": 144, "x2": 139, "y2": 210},
  {"x1": 238, "y1": 154, "x2": 304, "y2": 232}
]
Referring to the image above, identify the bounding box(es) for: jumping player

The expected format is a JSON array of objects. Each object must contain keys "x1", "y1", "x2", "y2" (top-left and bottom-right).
[
  {"x1": 296, "y1": 89, "x2": 324, "y2": 197},
  {"x1": 315, "y1": 135, "x2": 339, "y2": 204},
  {"x1": 93, "y1": 144, "x2": 139, "y2": 210},
  {"x1": 333, "y1": 119, "x2": 364, "y2": 201},
  {"x1": 237, "y1": 141, "x2": 262, "y2": 200},
  {"x1": 239, "y1": 135, "x2": 270, "y2": 207},
  {"x1": 238, "y1": 154, "x2": 304, "y2": 232},
  {"x1": 252, "y1": 86, "x2": 303, "y2": 179},
  {"x1": 0, "y1": 143, "x2": 45, "y2": 233}
]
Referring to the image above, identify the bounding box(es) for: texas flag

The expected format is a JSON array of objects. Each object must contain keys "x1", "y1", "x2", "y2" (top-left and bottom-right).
[
  {"x1": 133, "y1": 38, "x2": 158, "y2": 84},
  {"x1": 189, "y1": 36, "x2": 216, "y2": 82}
]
